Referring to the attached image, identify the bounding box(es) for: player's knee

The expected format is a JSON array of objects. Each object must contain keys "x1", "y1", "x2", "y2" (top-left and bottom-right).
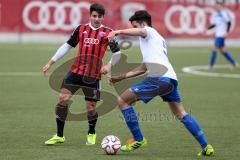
[
  {"x1": 86, "y1": 101, "x2": 96, "y2": 112},
  {"x1": 58, "y1": 94, "x2": 71, "y2": 106},
  {"x1": 174, "y1": 111, "x2": 187, "y2": 120},
  {"x1": 118, "y1": 97, "x2": 129, "y2": 109}
]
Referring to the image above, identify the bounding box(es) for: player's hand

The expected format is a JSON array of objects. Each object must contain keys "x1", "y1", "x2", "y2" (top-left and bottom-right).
[
  {"x1": 42, "y1": 60, "x2": 55, "y2": 76},
  {"x1": 108, "y1": 74, "x2": 125, "y2": 85},
  {"x1": 42, "y1": 63, "x2": 51, "y2": 76},
  {"x1": 107, "y1": 30, "x2": 120, "y2": 41},
  {"x1": 100, "y1": 64, "x2": 111, "y2": 75}
]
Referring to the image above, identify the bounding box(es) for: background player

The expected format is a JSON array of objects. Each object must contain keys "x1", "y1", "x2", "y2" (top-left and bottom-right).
[
  {"x1": 207, "y1": 1, "x2": 237, "y2": 69},
  {"x1": 107, "y1": 10, "x2": 214, "y2": 156},
  {"x1": 42, "y1": 3, "x2": 121, "y2": 145}
]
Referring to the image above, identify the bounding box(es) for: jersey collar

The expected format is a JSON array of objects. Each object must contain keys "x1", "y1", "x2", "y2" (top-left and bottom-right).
[{"x1": 89, "y1": 23, "x2": 103, "y2": 30}]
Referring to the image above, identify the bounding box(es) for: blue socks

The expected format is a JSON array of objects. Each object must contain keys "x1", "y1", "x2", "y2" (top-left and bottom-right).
[
  {"x1": 121, "y1": 107, "x2": 143, "y2": 142},
  {"x1": 121, "y1": 108, "x2": 208, "y2": 148},
  {"x1": 210, "y1": 51, "x2": 217, "y2": 67},
  {"x1": 223, "y1": 51, "x2": 236, "y2": 65},
  {"x1": 210, "y1": 51, "x2": 236, "y2": 67},
  {"x1": 181, "y1": 114, "x2": 208, "y2": 149}
]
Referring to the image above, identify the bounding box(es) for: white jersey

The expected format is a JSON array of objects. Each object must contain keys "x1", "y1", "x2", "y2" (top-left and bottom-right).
[
  {"x1": 213, "y1": 10, "x2": 231, "y2": 37},
  {"x1": 139, "y1": 26, "x2": 177, "y2": 80}
]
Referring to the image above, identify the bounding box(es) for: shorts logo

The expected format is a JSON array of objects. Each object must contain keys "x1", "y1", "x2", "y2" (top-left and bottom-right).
[
  {"x1": 134, "y1": 88, "x2": 139, "y2": 92},
  {"x1": 93, "y1": 89, "x2": 98, "y2": 99}
]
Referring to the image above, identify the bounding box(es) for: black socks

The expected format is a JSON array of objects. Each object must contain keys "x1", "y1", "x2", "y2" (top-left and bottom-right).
[
  {"x1": 87, "y1": 111, "x2": 98, "y2": 134},
  {"x1": 55, "y1": 103, "x2": 68, "y2": 137}
]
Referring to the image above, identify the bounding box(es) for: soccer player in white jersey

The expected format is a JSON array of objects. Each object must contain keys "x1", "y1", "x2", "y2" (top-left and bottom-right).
[
  {"x1": 107, "y1": 10, "x2": 214, "y2": 156},
  {"x1": 207, "y1": 1, "x2": 237, "y2": 69}
]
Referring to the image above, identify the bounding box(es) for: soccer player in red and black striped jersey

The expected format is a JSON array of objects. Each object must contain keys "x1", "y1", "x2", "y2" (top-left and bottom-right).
[{"x1": 42, "y1": 3, "x2": 121, "y2": 145}]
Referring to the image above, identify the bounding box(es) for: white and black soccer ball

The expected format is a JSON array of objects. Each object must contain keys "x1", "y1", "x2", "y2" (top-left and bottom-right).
[{"x1": 101, "y1": 135, "x2": 121, "y2": 155}]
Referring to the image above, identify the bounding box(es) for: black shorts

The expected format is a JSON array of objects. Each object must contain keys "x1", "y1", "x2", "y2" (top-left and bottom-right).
[{"x1": 61, "y1": 72, "x2": 100, "y2": 102}]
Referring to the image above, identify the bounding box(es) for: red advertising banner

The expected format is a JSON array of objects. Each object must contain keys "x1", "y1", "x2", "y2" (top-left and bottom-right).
[{"x1": 0, "y1": 0, "x2": 240, "y2": 39}]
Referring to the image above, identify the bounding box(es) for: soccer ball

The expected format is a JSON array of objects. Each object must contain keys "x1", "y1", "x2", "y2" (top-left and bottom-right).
[{"x1": 101, "y1": 135, "x2": 121, "y2": 155}]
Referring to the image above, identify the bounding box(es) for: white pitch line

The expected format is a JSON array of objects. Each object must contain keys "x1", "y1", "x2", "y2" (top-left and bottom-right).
[
  {"x1": 182, "y1": 64, "x2": 240, "y2": 79},
  {"x1": 1, "y1": 66, "x2": 239, "y2": 79}
]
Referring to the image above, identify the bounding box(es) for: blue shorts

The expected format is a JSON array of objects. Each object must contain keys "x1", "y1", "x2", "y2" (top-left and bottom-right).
[
  {"x1": 215, "y1": 37, "x2": 225, "y2": 48},
  {"x1": 130, "y1": 77, "x2": 181, "y2": 103}
]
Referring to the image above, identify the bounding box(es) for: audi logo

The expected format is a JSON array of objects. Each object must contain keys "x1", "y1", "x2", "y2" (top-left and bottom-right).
[
  {"x1": 164, "y1": 5, "x2": 235, "y2": 35},
  {"x1": 84, "y1": 38, "x2": 99, "y2": 45},
  {"x1": 23, "y1": 1, "x2": 91, "y2": 31}
]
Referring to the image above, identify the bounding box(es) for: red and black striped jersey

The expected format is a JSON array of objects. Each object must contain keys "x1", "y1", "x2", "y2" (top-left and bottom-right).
[{"x1": 67, "y1": 23, "x2": 120, "y2": 80}]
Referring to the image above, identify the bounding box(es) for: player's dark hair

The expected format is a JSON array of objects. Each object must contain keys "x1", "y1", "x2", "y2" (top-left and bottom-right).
[
  {"x1": 90, "y1": 3, "x2": 105, "y2": 16},
  {"x1": 129, "y1": 10, "x2": 152, "y2": 27},
  {"x1": 216, "y1": 1, "x2": 224, "y2": 5}
]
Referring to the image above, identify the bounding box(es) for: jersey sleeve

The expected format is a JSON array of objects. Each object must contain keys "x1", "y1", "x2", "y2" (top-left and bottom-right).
[
  {"x1": 108, "y1": 39, "x2": 120, "y2": 53},
  {"x1": 51, "y1": 43, "x2": 72, "y2": 62},
  {"x1": 143, "y1": 26, "x2": 152, "y2": 40},
  {"x1": 67, "y1": 25, "x2": 80, "y2": 47}
]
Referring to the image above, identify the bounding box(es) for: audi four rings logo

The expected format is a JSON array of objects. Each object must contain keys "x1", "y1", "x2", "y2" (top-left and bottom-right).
[
  {"x1": 164, "y1": 5, "x2": 235, "y2": 35},
  {"x1": 84, "y1": 38, "x2": 99, "y2": 45},
  {"x1": 23, "y1": 1, "x2": 91, "y2": 30}
]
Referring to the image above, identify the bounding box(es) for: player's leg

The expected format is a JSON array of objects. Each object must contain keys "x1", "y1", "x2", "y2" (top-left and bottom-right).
[
  {"x1": 218, "y1": 45, "x2": 237, "y2": 68},
  {"x1": 209, "y1": 38, "x2": 219, "y2": 69},
  {"x1": 121, "y1": 77, "x2": 173, "y2": 141},
  {"x1": 45, "y1": 88, "x2": 73, "y2": 145},
  {"x1": 119, "y1": 77, "x2": 173, "y2": 152},
  {"x1": 168, "y1": 102, "x2": 214, "y2": 156},
  {"x1": 118, "y1": 89, "x2": 147, "y2": 152},
  {"x1": 82, "y1": 78, "x2": 100, "y2": 145},
  {"x1": 45, "y1": 72, "x2": 81, "y2": 145},
  {"x1": 168, "y1": 102, "x2": 209, "y2": 148},
  {"x1": 119, "y1": 89, "x2": 143, "y2": 141},
  {"x1": 85, "y1": 100, "x2": 98, "y2": 145},
  {"x1": 56, "y1": 88, "x2": 72, "y2": 136},
  {"x1": 160, "y1": 78, "x2": 214, "y2": 155},
  {"x1": 86, "y1": 101, "x2": 98, "y2": 134}
]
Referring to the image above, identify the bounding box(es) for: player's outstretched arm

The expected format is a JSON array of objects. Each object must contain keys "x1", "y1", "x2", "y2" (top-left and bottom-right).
[
  {"x1": 108, "y1": 28, "x2": 147, "y2": 41},
  {"x1": 203, "y1": 24, "x2": 216, "y2": 34},
  {"x1": 207, "y1": 24, "x2": 216, "y2": 30},
  {"x1": 108, "y1": 63, "x2": 147, "y2": 85},
  {"x1": 42, "y1": 43, "x2": 72, "y2": 76}
]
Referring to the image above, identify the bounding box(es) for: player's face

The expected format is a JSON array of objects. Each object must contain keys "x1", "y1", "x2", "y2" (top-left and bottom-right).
[
  {"x1": 90, "y1": 11, "x2": 104, "y2": 28},
  {"x1": 215, "y1": 4, "x2": 223, "y2": 11},
  {"x1": 131, "y1": 21, "x2": 143, "y2": 28}
]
